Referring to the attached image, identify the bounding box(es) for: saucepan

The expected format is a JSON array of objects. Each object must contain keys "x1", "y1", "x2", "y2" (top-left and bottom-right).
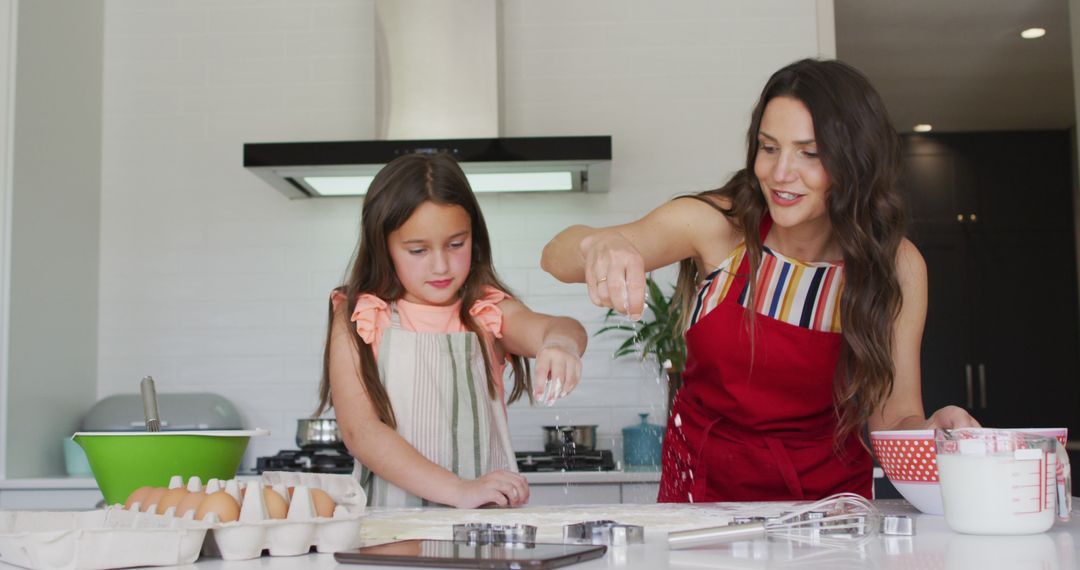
[
  {"x1": 542, "y1": 425, "x2": 597, "y2": 453},
  {"x1": 296, "y1": 418, "x2": 342, "y2": 448}
]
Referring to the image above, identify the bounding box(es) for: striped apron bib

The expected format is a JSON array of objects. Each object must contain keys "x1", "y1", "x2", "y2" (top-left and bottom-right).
[{"x1": 354, "y1": 303, "x2": 517, "y2": 507}]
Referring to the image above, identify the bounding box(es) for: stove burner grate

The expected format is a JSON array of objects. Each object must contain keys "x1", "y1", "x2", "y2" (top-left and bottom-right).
[
  {"x1": 256, "y1": 447, "x2": 354, "y2": 474},
  {"x1": 515, "y1": 449, "x2": 616, "y2": 472}
]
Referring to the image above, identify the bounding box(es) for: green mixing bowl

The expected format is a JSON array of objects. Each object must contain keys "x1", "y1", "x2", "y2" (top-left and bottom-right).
[{"x1": 73, "y1": 429, "x2": 268, "y2": 506}]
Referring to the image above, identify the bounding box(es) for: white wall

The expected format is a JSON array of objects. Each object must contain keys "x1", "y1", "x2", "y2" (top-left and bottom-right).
[
  {"x1": 98, "y1": 0, "x2": 831, "y2": 469},
  {"x1": 0, "y1": 0, "x2": 14, "y2": 479},
  {"x1": 7, "y1": 0, "x2": 103, "y2": 478}
]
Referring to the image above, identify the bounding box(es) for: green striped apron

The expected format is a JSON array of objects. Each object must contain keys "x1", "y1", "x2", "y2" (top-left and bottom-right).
[{"x1": 354, "y1": 303, "x2": 517, "y2": 507}]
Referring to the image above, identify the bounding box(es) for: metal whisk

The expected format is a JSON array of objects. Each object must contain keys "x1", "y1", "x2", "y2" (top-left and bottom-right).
[{"x1": 668, "y1": 492, "x2": 912, "y2": 550}]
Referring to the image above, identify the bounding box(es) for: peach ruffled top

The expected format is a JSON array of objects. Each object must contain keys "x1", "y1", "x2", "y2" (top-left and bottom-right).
[{"x1": 331, "y1": 286, "x2": 510, "y2": 398}]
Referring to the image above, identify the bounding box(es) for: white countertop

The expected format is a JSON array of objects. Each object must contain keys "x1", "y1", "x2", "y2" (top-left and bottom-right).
[
  {"x1": 0, "y1": 477, "x2": 98, "y2": 489},
  {"x1": 20, "y1": 500, "x2": 1071, "y2": 570},
  {"x1": 0, "y1": 469, "x2": 662, "y2": 491},
  {"x1": 523, "y1": 468, "x2": 660, "y2": 485}
]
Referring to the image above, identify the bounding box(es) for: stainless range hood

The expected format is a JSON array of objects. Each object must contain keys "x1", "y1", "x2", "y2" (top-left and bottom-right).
[
  {"x1": 244, "y1": 136, "x2": 611, "y2": 199},
  {"x1": 243, "y1": 0, "x2": 612, "y2": 199}
]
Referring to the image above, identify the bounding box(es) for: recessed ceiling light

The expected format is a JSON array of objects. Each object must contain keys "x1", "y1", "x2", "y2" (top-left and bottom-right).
[
  {"x1": 1020, "y1": 28, "x2": 1046, "y2": 39},
  {"x1": 913, "y1": 124, "x2": 933, "y2": 133}
]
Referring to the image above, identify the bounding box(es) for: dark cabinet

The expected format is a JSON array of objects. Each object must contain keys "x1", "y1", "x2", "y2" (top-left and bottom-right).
[{"x1": 900, "y1": 131, "x2": 1080, "y2": 432}]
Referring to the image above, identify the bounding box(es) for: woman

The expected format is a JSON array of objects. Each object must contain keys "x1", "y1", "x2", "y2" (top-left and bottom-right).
[{"x1": 541, "y1": 59, "x2": 978, "y2": 502}]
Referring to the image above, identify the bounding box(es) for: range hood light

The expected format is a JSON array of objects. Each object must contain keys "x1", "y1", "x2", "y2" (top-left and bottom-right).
[
  {"x1": 245, "y1": 137, "x2": 610, "y2": 199},
  {"x1": 304, "y1": 176, "x2": 377, "y2": 196},
  {"x1": 303, "y1": 170, "x2": 576, "y2": 197},
  {"x1": 467, "y1": 171, "x2": 574, "y2": 192}
]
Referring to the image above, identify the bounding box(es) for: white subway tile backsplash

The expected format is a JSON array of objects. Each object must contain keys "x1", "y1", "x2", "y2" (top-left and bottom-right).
[
  {"x1": 508, "y1": 0, "x2": 627, "y2": 26},
  {"x1": 526, "y1": 269, "x2": 589, "y2": 297},
  {"x1": 175, "y1": 356, "x2": 288, "y2": 385},
  {"x1": 205, "y1": 57, "x2": 312, "y2": 86},
  {"x1": 103, "y1": 113, "x2": 209, "y2": 142},
  {"x1": 282, "y1": 355, "x2": 325, "y2": 384},
  {"x1": 308, "y1": 56, "x2": 377, "y2": 83},
  {"x1": 558, "y1": 378, "x2": 642, "y2": 407},
  {"x1": 493, "y1": 240, "x2": 542, "y2": 269},
  {"x1": 280, "y1": 83, "x2": 374, "y2": 112},
  {"x1": 300, "y1": 3, "x2": 375, "y2": 33},
  {"x1": 202, "y1": 5, "x2": 311, "y2": 34},
  {"x1": 104, "y1": 87, "x2": 184, "y2": 115},
  {"x1": 106, "y1": 5, "x2": 206, "y2": 36},
  {"x1": 506, "y1": 406, "x2": 613, "y2": 435},
  {"x1": 105, "y1": 34, "x2": 183, "y2": 63},
  {"x1": 98, "y1": 0, "x2": 823, "y2": 459},
  {"x1": 156, "y1": 247, "x2": 286, "y2": 275},
  {"x1": 284, "y1": 30, "x2": 372, "y2": 58},
  {"x1": 181, "y1": 33, "x2": 286, "y2": 62},
  {"x1": 105, "y1": 60, "x2": 206, "y2": 92},
  {"x1": 182, "y1": 85, "x2": 285, "y2": 113},
  {"x1": 208, "y1": 109, "x2": 376, "y2": 141},
  {"x1": 737, "y1": 0, "x2": 817, "y2": 20},
  {"x1": 96, "y1": 357, "x2": 180, "y2": 397}
]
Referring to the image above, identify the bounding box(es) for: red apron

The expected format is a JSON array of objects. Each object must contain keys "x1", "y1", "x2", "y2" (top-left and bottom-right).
[{"x1": 658, "y1": 217, "x2": 872, "y2": 502}]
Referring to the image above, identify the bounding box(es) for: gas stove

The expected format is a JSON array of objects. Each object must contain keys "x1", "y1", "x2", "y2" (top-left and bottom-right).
[
  {"x1": 255, "y1": 447, "x2": 354, "y2": 474},
  {"x1": 515, "y1": 449, "x2": 616, "y2": 472}
]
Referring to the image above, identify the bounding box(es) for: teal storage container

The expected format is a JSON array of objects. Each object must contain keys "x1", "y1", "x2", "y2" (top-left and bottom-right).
[{"x1": 622, "y1": 413, "x2": 665, "y2": 466}]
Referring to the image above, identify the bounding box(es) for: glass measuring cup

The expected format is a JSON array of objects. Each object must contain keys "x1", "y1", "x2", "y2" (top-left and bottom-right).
[{"x1": 935, "y1": 428, "x2": 1072, "y2": 535}]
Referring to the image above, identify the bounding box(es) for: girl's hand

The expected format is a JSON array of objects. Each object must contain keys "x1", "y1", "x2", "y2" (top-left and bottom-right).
[
  {"x1": 452, "y1": 470, "x2": 530, "y2": 509},
  {"x1": 533, "y1": 343, "x2": 583, "y2": 406},
  {"x1": 580, "y1": 231, "x2": 647, "y2": 320},
  {"x1": 923, "y1": 405, "x2": 982, "y2": 429}
]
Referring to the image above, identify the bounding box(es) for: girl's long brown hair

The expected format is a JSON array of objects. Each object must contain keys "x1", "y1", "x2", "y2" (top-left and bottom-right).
[
  {"x1": 314, "y1": 153, "x2": 531, "y2": 428},
  {"x1": 673, "y1": 59, "x2": 906, "y2": 448}
]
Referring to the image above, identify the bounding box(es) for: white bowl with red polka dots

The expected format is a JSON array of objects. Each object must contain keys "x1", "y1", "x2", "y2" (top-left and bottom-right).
[{"x1": 870, "y1": 427, "x2": 1067, "y2": 515}]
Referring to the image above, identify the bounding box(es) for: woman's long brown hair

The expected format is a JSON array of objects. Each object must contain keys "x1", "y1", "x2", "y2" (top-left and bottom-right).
[
  {"x1": 673, "y1": 59, "x2": 906, "y2": 449},
  {"x1": 314, "y1": 153, "x2": 531, "y2": 428}
]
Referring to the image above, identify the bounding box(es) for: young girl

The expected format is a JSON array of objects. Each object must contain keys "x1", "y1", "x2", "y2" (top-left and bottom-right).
[{"x1": 316, "y1": 153, "x2": 587, "y2": 508}]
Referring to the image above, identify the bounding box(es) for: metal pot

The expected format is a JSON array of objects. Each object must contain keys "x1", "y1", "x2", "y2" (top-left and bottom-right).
[
  {"x1": 296, "y1": 418, "x2": 342, "y2": 448},
  {"x1": 542, "y1": 425, "x2": 597, "y2": 454}
]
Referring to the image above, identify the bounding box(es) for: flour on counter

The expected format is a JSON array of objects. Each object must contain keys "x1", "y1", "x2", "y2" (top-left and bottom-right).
[{"x1": 358, "y1": 502, "x2": 810, "y2": 543}]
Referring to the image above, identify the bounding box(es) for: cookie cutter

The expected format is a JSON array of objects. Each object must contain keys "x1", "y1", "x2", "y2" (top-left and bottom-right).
[
  {"x1": 880, "y1": 515, "x2": 915, "y2": 536},
  {"x1": 452, "y1": 523, "x2": 537, "y2": 546},
  {"x1": 563, "y1": 520, "x2": 644, "y2": 546}
]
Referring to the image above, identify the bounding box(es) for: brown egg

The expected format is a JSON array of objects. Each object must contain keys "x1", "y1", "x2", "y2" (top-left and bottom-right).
[
  {"x1": 195, "y1": 491, "x2": 239, "y2": 523},
  {"x1": 263, "y1": 487, "x2": 288, "y2": 519},
  {"x1": 156, "y1": 487, "x2": 189, "y2": 515},
  {"x1": 124, "y1": 486, "x2": 154, "y2": 510},
  {"x1": 309, "y1": 488, "x2": 336, "y2": 518},
  {"x1": 176, "y1": 491, "x2": 206, "y2": 517},
  {"x1": 141, "y1": 487, "x2": 168, "y2": 512}
]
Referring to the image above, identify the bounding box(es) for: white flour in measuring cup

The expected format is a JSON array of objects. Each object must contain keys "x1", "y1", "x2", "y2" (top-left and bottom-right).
[
  {"x1": 938, "y1": 445, "x2": 1057, "y2": 535},
  {"x1": 937, "y1": 429, "x2": 1071, "y2": 535}
]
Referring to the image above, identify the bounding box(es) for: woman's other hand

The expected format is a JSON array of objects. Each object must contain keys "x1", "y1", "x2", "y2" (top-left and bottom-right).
[
  {"x1": 924, "y1": 405, "x2": 981, "y2": 429},
  {"x1": 453, "y1": 470, "x2": 530, "y2": 508},
  {"x1": 579, "y1": 231, "x2": 647, "y2": 320},
  {"x1": 532, "y1": 343, "x2": 583, "y2": 405}
]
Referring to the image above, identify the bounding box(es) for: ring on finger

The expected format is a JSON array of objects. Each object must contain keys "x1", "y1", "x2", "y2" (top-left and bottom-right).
[{"x1": 597, "y1": 276, "x2": 608, "y2": 283}]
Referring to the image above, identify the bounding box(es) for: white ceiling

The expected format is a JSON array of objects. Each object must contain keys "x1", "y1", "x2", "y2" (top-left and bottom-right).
[{"x1": 835, "y1": 0, "x2": 1075, "y2": 133}]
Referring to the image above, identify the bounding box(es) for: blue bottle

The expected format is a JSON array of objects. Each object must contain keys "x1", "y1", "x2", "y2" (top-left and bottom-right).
[{"x1": 622, "y1": 412, "x2": 665, "y2": 467}]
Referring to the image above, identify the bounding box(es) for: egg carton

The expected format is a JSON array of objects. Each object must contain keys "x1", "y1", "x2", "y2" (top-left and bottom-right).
[
  {"x1": 0, "y1": 507, "x2": 211, "y2": 570},
  {"x1": 125, "y1": 471, "x2": 367, "y2": 560}
]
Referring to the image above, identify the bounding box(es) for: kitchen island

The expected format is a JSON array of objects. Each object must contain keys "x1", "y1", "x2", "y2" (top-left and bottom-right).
[{"x1": 58, "y1": 500, "x2": 1076, "y2": 570}]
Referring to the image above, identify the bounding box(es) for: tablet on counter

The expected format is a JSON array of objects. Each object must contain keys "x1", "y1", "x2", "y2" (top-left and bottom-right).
[{"x1": 334, "y1": 539, "x2": 607, "y2": 569}]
